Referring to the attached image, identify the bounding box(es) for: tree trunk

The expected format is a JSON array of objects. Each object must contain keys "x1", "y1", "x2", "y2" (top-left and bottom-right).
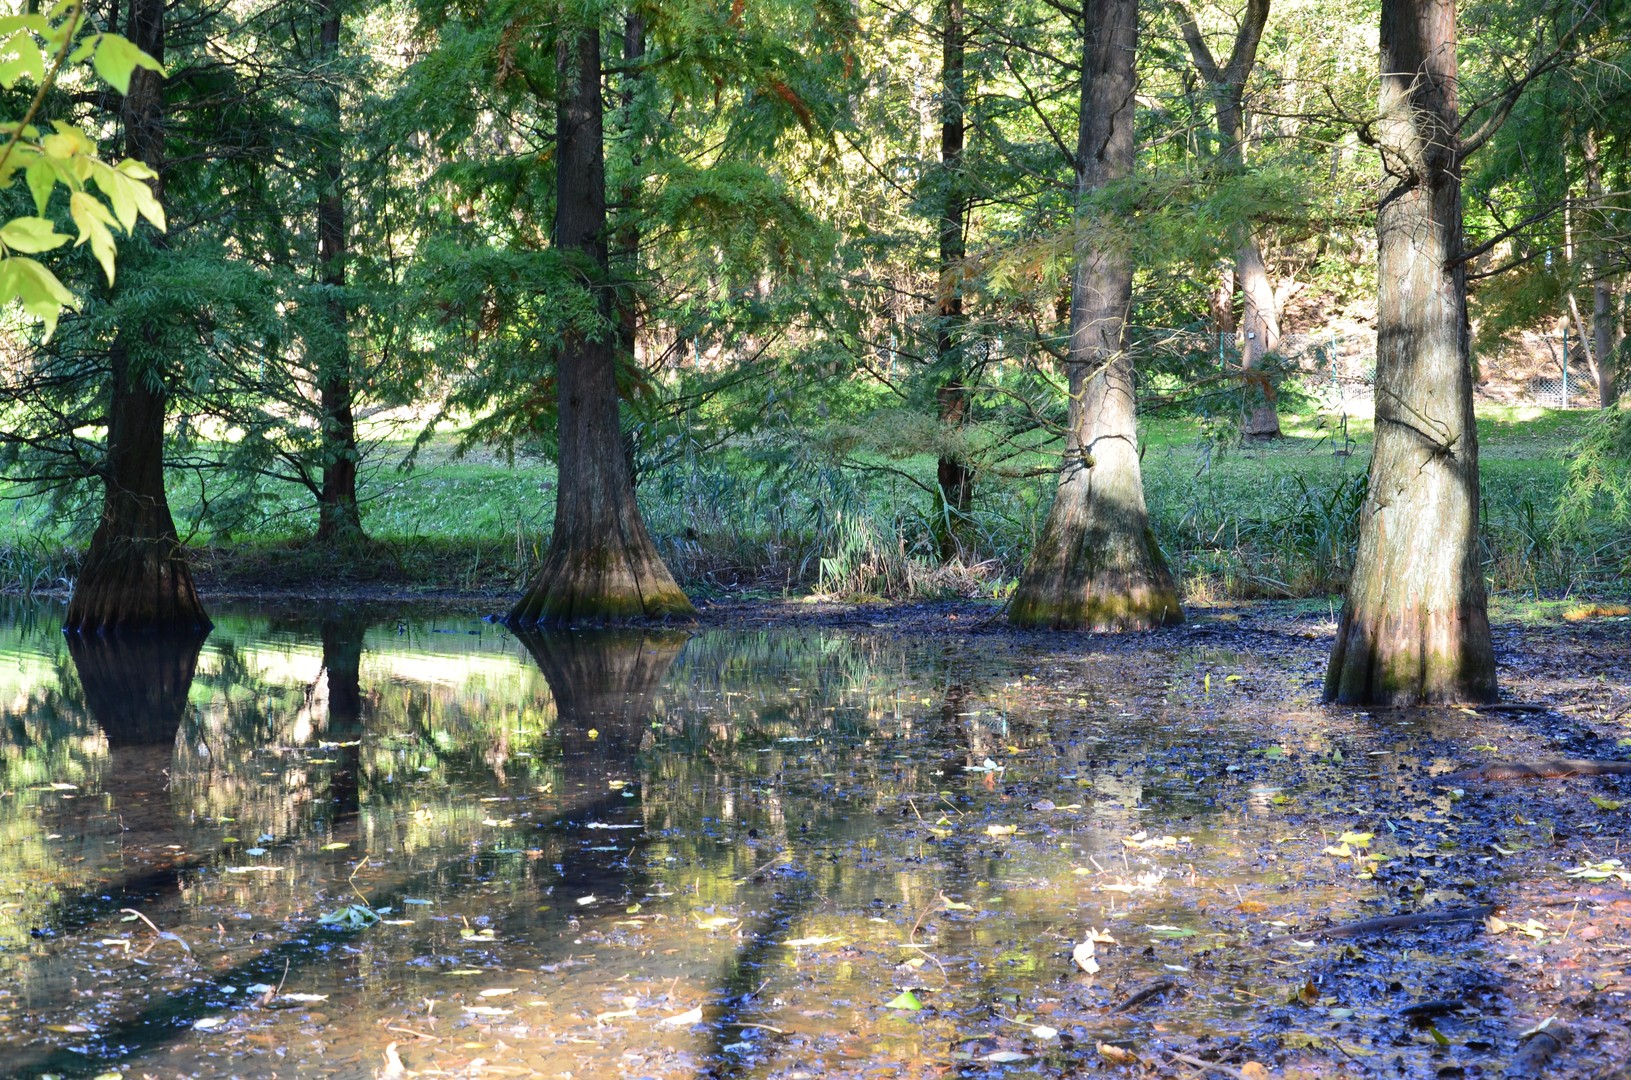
[
  {"x1": 66, "y1": 0, "x2": 209, "y2": 634},
  {"x1": 314, "y1": 0, "x2": 362, "y2": 543},
  {"x1": 1324, "y1": 0, "x2": 1495, "y2": 705},
  {"x1": 933, "y1": 0, "x2": 975, "y2": 561},
  {"x1": 1007, "y1": 0, "x2": 1182, "y2": 631},
  {"x1": 613, "y1": 13, "x2": 644, "y2": 363},
  {"x1": 1177, "y1": 0, "x2": 1281, "y2": 439},
  {"x1": 1582, "y1": 129, "x2": 1616, "y2": 407},
  {"x1": 508, "y1": 27, "x2": 694, "y2": 627}
]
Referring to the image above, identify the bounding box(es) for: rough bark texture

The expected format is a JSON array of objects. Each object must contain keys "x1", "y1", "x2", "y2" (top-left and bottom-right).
[
  {"x1": 314, "y1": 0, "x2": 362, "y2": 543},
  {"x1": 66, "y1": 0, "x2": 208, "y2": 635},
  {"x1": 933, "y1": 0, "x2": 975, "y2": 560},
  {"x1": 1583, "y1": 130, "x2": 1617, "y2": 407},
  {"x1": 1324, "y1": 0, "x2": 1496, "y2": 705},
  {"x1": 1008, "y1": 0, "x2": 1182, "y2": 631},
  {"x1": 515, "y1": 629, "x2": 688, "y2": 765},
  {"x1": 508, "y1": 27, "x2": 694, "y2": 627},
  {"x1": 1177, "y1": 0, "x2": 1281, "y2": 439}
]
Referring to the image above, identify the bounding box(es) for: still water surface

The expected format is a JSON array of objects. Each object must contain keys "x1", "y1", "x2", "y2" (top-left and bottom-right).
[{"x1": 0, "y1": 602, "x2": 1497, "y2": 1077}]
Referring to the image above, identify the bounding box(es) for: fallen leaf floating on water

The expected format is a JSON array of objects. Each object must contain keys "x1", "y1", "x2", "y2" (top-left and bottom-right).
[
  {"x1": 478, "y1": 988, "x2": 515, "y2": 998},
  {"x1": 463, "y1": 1005, "x2": 512, "y2": 1017},
  {"x1": 280, "y1": 992, "x2": 329, "y2": 1003},
  {"x1": 321, "y1": 842, "x2": 349, "y2": 850},
  {"x1": 1031, "y1": 1025, "x2": 1058, "y2": 1040},
  {"x1": 884, "y1": 991, "x2": 923, "y2": 1011},
  {"x1": 658, "y1": 1005, "x2": 704, "y2": 1026},
  {"x1": 782, "y1": 936, "x2": 843, "y2": 948},
  {"x1": 1071, "y1": 938, "x2": 1100, "y2": 974},
  {"x1": 985, "y1": 824, "x2": 1017, "y2": 837},
  {"x1": 193, "y1": 1017, "x2": 226, "y2": 1030},
  {"x1": 1563, "y1": 859, "x2": 1631, "y2": 883},
  {"x1": 1121, "y1": 832, "x2": 1191, "y2": 850},
  {"x1": 1098, "y1": 1043, "x2": 1138, "y2": 1065},
  {"x1": 694, "y1": 914, "x2": 739, "y2": 930},
  {"x1": 982, "y1": 1051, "x2": 1030, "y2": 1063}
]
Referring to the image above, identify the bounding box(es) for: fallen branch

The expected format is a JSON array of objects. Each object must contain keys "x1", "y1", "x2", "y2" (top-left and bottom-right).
[
  {"x1": 1442, "y1": 760, "x2": 1631, "y2": 782},
  {"x1": 1271, "y1": 905, "x2": 1494, "y2": 942},
  {"x1": 1167, "y1": 1050, "x2": 1256, "y2": 1080},
  {"x1": 1110, "y1": 978, "x2": 1178, "y2": 1014},
  {"x1": 120, "y1": 907, "x2": 191, "y2": 957}
]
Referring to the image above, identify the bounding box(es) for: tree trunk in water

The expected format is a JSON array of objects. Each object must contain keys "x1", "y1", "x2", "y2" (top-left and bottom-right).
[
  {"x1": 314, "y1": 0, "x2": 362, "y2": 543},
  {"x1": 69, "y1": 631, "x2": 206, "y2": 749},
  {"x1": 1008, "y1": 0, "x2": 1182, "y2": 631},
  {"x1": 1176, "y1": 0, "x2": 1280, "y2": 439},
  {"x1": 934, "y1": 0, "x2": 974, "y2": 561},
  {"x1": 66, "y1": 0, "x2": 209, "y2": 635},
  {"x1": 514, "y1": 629, "x2": 687, "y2": 766},
  {"x1": 508, "y1": 27, "x2": 694, "y2": 627},
  {"x1": 1324, "y1": 0, "x2": 1495, "y2": 705}
]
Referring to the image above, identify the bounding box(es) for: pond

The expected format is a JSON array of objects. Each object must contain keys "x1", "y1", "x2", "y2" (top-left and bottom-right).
[{"x1": 1, "y1": 600, "x2": 1627, "y2": 1078}]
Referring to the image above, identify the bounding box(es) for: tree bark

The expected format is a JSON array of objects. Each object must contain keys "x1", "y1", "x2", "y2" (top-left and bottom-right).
[
  {"x1": 508, "y1": 27, "x2": 694, "y2": 627},
  {"x1": 1324, "y1": 0, "x2": 1496, "y2": 705},
  {"x1": 1582, "y1": 129, "x2": 1616, "y2": 407},
  {"x1": 1007, "y1": 0, "x2": 1182, "y2": 631},
  {"x1": 933, "y1": 0, "x2": 975, "y2": 561},
  {"x1": 314, "y1": 0, "x2": 362, "y2": 543},
  {"x1": 65, "y1": 0, "x2": 210, "y2": 634},
  {"x1": 1177, "y1": 0, "x2": 1281, "y2": 439}
]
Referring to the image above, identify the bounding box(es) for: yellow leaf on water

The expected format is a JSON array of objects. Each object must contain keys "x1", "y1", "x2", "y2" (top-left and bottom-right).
[{"x1": 985, "y1": 824, "x2": 1017, "y2": 837}]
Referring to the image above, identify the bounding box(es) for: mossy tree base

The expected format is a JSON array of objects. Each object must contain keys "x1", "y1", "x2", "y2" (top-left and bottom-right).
[
  {"x1": 509, "y1": 541, "x2": 696, "y2": 627},
  {"x1": 1010, "y1": 514, "x2": 1182, "y2": 631},
  {"x1": 1325, "y1": 604, "x2": 1495, "y2": 705}
]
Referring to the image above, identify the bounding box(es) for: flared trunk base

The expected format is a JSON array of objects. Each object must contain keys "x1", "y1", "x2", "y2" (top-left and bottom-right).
[
  {"x1": 66, "y1": 536, "x2": 211, "y2": 636},
  {"x1": 1010, "y1": 518, "x2": 1183, "y2": 631},
  {"x1": 509, "y1": 539, "x2": 695, "y2": 627},
  {"x1": 1324, "y1": 604, "x2": 1497, "y2": 705}
]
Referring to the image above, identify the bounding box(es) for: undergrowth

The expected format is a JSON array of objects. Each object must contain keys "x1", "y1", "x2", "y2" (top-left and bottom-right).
[{"x1": 2, "y1": 402, "x2": 1624, "y2": 603}]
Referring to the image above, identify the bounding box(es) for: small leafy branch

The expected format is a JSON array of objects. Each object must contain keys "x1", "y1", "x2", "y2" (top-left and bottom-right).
[{"x1": 0, "y1": 0, "x2": 164, "y2": 338}]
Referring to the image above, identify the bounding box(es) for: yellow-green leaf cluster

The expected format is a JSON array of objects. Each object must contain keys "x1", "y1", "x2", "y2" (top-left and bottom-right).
[{"x1": 0, "y1": 1, "x2": 165, "y2": 338}]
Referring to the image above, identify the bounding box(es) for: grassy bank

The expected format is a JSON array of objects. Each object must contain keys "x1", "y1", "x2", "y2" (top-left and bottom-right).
[{"x1": 0, "y1": 400, "x2": 1623, "y2": 602}]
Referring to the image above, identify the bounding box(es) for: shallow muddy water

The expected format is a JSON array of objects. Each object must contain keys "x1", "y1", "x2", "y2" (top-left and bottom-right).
[{"x1": 1, "y1": 600, "x2": 1628, "y2": 1078}]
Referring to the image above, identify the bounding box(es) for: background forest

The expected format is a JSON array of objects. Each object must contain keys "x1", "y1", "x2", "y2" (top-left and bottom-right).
[{"x1": 0, "y1": 0, "x2": 1628, "y2": 610}]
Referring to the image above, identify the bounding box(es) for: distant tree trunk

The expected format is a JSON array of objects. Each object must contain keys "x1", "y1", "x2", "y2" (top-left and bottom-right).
[
  {"x1": 314, "y1": 0, "x2": 362, "y2": 543},
  {"x1": 1583, "y1": 129, "x2": 1616, "y2": 407},
  {"x1": 933, "y1": 0, "x2": 975, "y2": 561},
  {"x1": 508, "y1": 27, "x2": 694, "y2": 626},
  {"x1": 66, "y1": 0, "x2": 210, "y2": 635},
  {"x1": 1324, "y1": 0, "x2": 1495, "y2": 705},
  {"x1": 1008, "y1": 0, "x2": 1182, "y2": 631},
  {"x1": 1177, "y1": 0, "x2": 1281, "y2": 439}
]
